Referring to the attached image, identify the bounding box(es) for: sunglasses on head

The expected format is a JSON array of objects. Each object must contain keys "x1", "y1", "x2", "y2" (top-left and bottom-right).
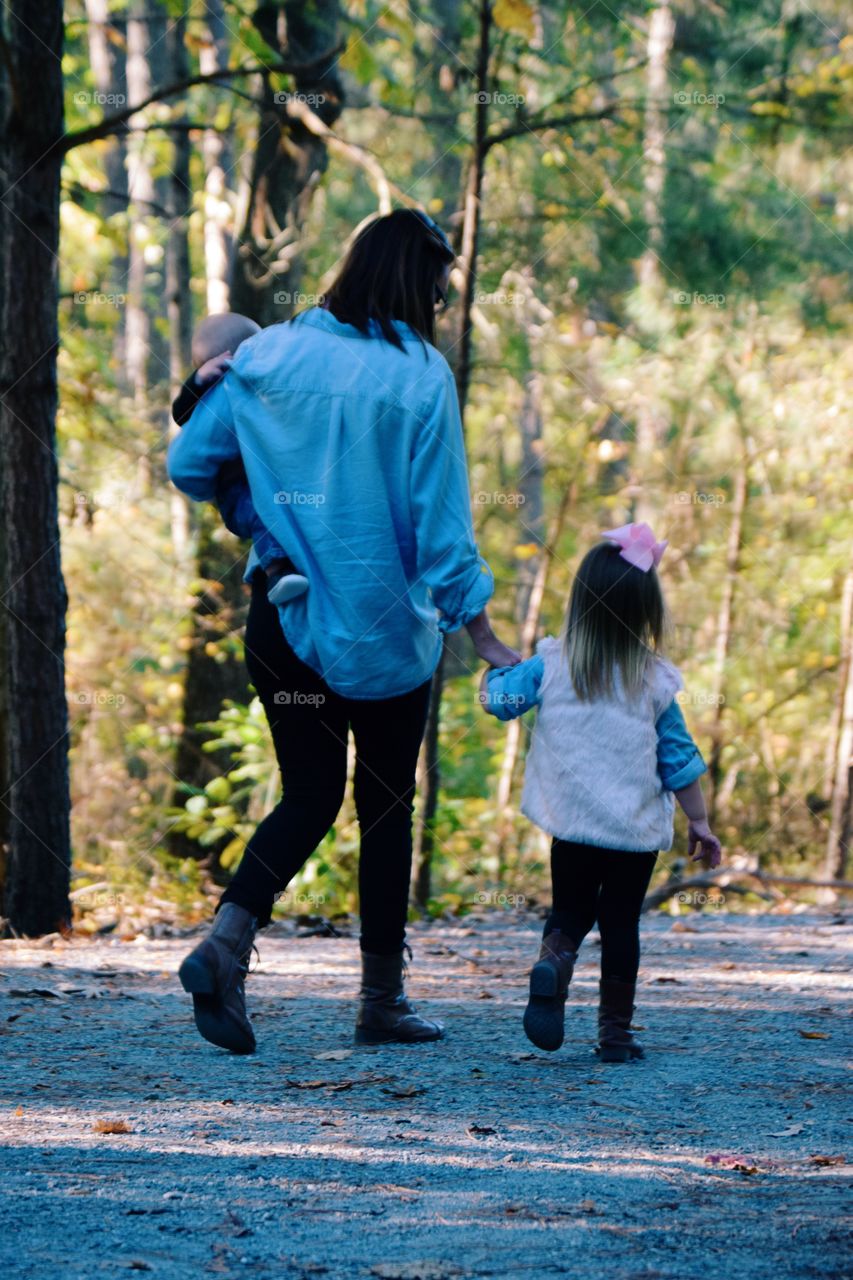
[{"x1": 409, "y1": 208, "x2": 454, "y2": 257}]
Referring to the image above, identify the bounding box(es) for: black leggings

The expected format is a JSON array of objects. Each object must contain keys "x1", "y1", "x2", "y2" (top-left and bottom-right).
[
  {"x1": 220, "y1": 576, "x2": 432, "y2": 953},
  {"x1": 546, "y1": 839, "x2": 658, "y2": 984}
]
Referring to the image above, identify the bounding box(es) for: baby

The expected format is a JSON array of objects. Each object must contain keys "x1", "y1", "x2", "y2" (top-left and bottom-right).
[{"x1": 172, "y1": 312, "x2": 308, "y2": 606}]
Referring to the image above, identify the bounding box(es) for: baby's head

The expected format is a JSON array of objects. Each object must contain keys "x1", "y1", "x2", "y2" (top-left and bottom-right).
[
  {"x1": 564, "y1": 524, "x2": 669, "y2": 700},
  {"x1": 192, "y1": 312, "x2": 260, "y2": 366}
]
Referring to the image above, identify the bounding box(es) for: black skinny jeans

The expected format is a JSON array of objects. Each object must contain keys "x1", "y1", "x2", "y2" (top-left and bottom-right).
[
  {"x1": 220, "y1": 575, "x2": 432, "y2": 953},
  {"x1": 546, "y1": 840, "x2": 658, "y2": 984}
]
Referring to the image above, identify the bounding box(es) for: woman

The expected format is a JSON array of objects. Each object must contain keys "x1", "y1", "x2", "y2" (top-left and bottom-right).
[{"x1": 168, "y1": 209, "x2": 519, "y2": 1054}]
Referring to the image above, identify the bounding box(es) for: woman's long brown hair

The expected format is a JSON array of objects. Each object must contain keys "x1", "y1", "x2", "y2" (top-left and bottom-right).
[{"x1": 324, "y1": 209, "x2": 455, "y2": 350}]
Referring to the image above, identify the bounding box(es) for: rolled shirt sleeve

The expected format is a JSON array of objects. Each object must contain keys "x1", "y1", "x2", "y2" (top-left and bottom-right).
[
  {"x1": 483, "y1": 655, "x2": 545, "y2": 721},
  {"x1": 656, "y1": 699, "x2": 706, "y2": 791},
  {"x1": 409, "y1": 365, "x2": 494, "y2": 633},
  {"x1": 167, "y1": 379, "x2": 241, "y2": 503}
]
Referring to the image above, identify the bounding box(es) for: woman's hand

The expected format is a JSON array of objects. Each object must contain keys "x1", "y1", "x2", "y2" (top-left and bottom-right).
[{"x1": 465, "y1": 610, "x2": 522, "y2": 668}]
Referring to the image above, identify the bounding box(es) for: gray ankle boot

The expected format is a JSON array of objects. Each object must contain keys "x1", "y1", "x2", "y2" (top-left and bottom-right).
[
  {"x1": 178, "y1": 903, "x2": 258, "y2": 1054},
  {"x1": 355, "y1": 949, "x2": 444, "y2": 1044},
  {"x1": 597, "y1": 977, "x2": 644, "y2": 1063}
]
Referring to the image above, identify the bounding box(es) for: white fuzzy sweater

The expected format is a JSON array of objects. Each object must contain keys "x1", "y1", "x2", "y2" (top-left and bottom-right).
[{"x1": 521, "y1": 637, "x2": 684, "y2": 852}]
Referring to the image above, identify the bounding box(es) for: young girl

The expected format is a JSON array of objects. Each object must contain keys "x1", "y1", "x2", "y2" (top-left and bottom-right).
[{"x1": 481, "y1": 522, "x2": 722, "y2": 1063}]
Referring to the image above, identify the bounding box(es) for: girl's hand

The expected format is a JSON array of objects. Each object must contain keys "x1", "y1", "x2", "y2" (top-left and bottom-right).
[
  {"x1": 196, "y1": 352, "x2": 232, "y2": 385},
  {"x1": 688, "y1": 820, "x2": 722, "y2": 869}
]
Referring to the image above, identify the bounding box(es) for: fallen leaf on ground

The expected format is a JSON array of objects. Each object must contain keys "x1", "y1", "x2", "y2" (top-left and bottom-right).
[
  {"x1": 93, "y1": 1119, "x2": 132, "y2": 1134},
  {"x1": 704, "y1": 1153, "x2": 761, "y2": 1174},
  {"x1": 809, "y1": 1154, "x2": 845, "y2": 1167},
  {"x1": 467, "y1": 1124, "x2": 496, "y2": 1137},
  {"x1": 798, "y1": 1030, "x2": 829, "y2": 1040},
  {"x1": 284, "y1": 1078, "x2": 353, "y2": 1092},
  {"x1": 314, "y1": 1050, "x2": 353, "y2": 1061},
  {"x1": 382, "y1": 1083, "x2": 426, "y2": 1099}
]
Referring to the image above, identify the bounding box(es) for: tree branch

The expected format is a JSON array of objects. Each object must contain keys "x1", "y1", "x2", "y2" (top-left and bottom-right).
[
  {"x1": 59, "y1": 45, "x2": 344, "y2": 155},
  {"x1": 484, "y1": 101, "x2": 629, "y2": 149}
]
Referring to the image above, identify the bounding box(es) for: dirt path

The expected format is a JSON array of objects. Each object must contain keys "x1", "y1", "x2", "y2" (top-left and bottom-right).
[{"x1": 0, "y1": 911, "x2": 849, "y2": 1279}]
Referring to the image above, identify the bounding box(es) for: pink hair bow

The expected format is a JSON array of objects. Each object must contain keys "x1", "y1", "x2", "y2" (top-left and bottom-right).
[{"x1": 602, "y1": 522, "x2": 668, "y2": 572}]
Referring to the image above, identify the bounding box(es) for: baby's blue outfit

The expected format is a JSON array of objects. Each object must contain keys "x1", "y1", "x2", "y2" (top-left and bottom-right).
[{"x1": 167, "y1": 308, "x2": 493, "y2": 699}]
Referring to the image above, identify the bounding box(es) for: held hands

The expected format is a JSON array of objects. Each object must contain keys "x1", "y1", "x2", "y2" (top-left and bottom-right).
[
  {"x1": 196, "y1": 351, "x2": 232, "y2": 386},
  {"x1": 688, "y1": 819, "x2": 723, "y2": 869}
]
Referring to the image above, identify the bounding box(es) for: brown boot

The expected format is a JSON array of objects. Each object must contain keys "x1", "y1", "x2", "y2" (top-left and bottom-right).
[
  {"x1": 178, "y1": 903, "x2": 258, "y2": 1054},
  {"x1": 597, "y1": 978, "x2": 644, "y2": 1063},
  {"x1": 523, "y1": 930, "x2": 578, "y2": 1052},
  {"x1": 355, "y1": 949, "x2": 444, "y2": 1044}
]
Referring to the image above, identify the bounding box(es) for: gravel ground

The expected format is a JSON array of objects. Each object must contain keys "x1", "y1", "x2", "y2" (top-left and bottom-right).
[{"x1": 0, "y1": 911, "x2": 850, "y2": 1280}]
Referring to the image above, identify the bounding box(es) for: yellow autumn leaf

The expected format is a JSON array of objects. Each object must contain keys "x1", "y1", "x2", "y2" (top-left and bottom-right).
[
  {"x1": 493, "y1": 0, "x2": 536, "y2": 39},
  {"x1": 514, "y1": 543, "x2": 540, "y2": 561}
]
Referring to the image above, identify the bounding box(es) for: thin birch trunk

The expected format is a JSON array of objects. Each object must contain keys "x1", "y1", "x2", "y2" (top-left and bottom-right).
[
  {"x1": 824, "y1": 563, "x2": 853, "y2": 884},
  {"x1": 633, "y1": 1, "x2": 675, "y2": 527},
  {"x1": 199, "y1": 0, "x2": 233, "y2": 315}
]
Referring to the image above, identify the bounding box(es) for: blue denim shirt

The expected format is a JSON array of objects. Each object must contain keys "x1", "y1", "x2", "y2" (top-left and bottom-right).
[
  {"x1": 167, "y1": 308, "x2": 494, "y2": 698},
  {"x1": 484, "y1": 655, "x2": 706, "y2": 791}
]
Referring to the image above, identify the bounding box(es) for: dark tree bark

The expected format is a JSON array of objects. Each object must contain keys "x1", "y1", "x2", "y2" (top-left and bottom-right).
[
  {"x1": 229, "y1": 0, "x2": 344, "y2": 325},
  {"x1": 0, "y1": 1, "x2": 71, "y2": 935}
]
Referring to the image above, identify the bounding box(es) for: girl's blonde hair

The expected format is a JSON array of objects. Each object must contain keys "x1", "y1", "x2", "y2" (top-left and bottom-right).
[{"x1": 562, "y1": 542, "x2": 669, "y2": 700}]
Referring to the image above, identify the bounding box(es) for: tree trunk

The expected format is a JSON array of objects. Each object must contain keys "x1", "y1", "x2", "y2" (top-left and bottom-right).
[
  {"x1": 83, "y1": 0, "x2": 128, "y2": 374},
  {"x1": 125, "y1": 0, "x2": 168, "y2": 489},
  {"x1": 0, "y1": 1, "x2": 71, "y2": 936},
  {"x1": 493, "y1": 487, "x2": 573, "y2": 861},
  {"x1": 824, "y1": 564, "x2": 853, "y2": 883},
  {"x1": 515, "y1": 267, "x2": 546, "y2": 626},
  {"x1": 412, "y1": 0, "x2": 492, "y2": 910},
  {"x1": 199, "y1": 0, "x2": 233, "y2": 315},
  {"x1": 706, "y1": 432, "x2": 748, "y2": 824},
  {"x1": 165, "y1": 13, "x2": 192, "y2": 561},
  {"x1": 633, "y1": 1, "x2": 675, "y2": 526},
  {"x1": 229, "y1": 0, "x2": 343, "y2": 325}
]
